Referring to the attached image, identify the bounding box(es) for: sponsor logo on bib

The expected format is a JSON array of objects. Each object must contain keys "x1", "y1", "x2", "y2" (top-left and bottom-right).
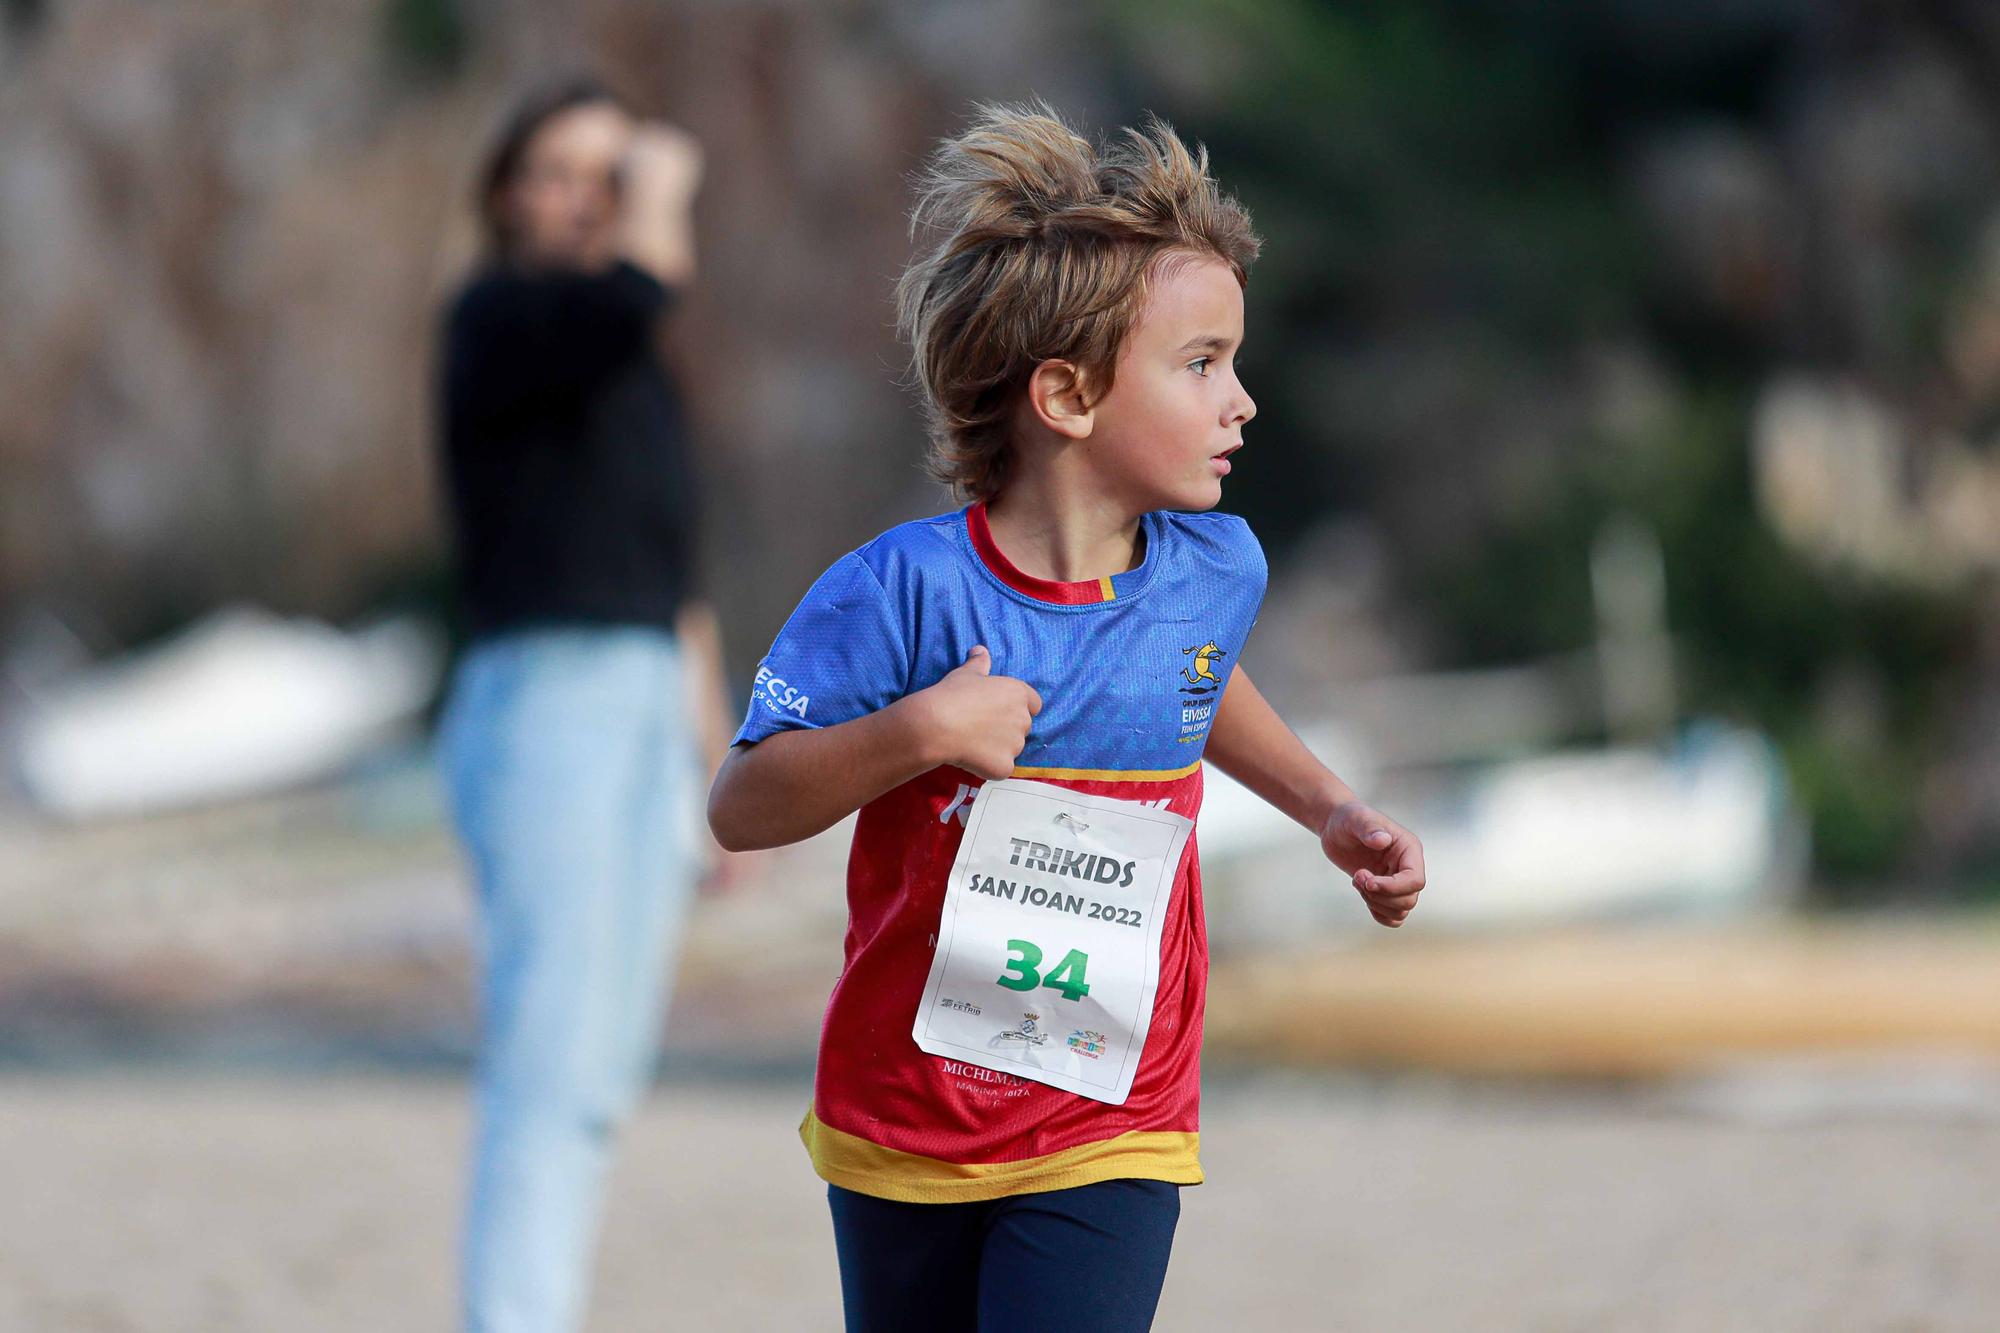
[
  {"x1": 993, "y1": 1010, "x2": 1047, "y2": 1047},
  {"x1": 1066, "y1": 1028, "x2": 1109, "y2": 1059}
]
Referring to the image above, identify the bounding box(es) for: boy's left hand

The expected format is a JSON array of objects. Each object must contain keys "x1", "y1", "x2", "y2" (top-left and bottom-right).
[{"x1": 1320, "y1": 801, "x2": 1426, "y2": 928}]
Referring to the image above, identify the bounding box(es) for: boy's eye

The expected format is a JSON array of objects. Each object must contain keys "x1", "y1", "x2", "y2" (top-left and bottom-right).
[{"x1": 1188, "y1": 357, "x2": 1212, "y2": 377}]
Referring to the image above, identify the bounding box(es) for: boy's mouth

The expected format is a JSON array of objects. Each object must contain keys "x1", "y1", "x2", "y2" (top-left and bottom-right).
[{"x1": 1209, "y1": 442, "x2": 1242, "y2": 475}]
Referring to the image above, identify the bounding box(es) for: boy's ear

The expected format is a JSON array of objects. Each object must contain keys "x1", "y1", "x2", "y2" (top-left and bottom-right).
[{"x1": 1026, "y1": 359, "x2": 1095, "y2": 440}]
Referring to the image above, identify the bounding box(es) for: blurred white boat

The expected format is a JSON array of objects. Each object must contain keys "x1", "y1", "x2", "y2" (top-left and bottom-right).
[
  {"x1": 10, "y1": 606, "x2": 445, "y2": 820},
  {"x1": 1200, "y1": 722, "x2": 1803, "y2": 946},
  {"x1": 1410, "y1": 723, "x2": 1803, "y2": 926}
]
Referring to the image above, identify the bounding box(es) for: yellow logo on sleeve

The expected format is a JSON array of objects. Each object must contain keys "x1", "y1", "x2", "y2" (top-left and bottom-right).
[{"x1": 1179, "y1": 642, "x2": 1225, "y2": 688}]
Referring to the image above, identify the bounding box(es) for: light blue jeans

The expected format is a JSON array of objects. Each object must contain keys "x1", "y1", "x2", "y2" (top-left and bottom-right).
[{"x1": 441, "y1": 626, "x2": 699, "y2": 1333}]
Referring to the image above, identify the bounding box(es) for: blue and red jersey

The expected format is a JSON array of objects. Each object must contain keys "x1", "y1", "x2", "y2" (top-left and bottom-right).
[{"x1": 735, "y1": 501, "x2": 1267, "y2": 1202}]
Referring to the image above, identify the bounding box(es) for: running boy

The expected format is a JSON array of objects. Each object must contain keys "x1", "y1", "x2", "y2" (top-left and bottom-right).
[{"x1": 708, "y1": 104, "x2": 1426, "y2": 1333}]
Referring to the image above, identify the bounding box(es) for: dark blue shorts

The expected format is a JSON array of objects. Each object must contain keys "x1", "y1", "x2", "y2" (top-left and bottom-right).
[{"x1": 828, "y1": 1177, "x2": 1181, "y2": 1333}]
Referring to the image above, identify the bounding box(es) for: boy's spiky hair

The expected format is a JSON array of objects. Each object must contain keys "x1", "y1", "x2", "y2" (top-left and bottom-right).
[{"x1": 895, "y1": 102, "x2": 1260, "y2": 500}]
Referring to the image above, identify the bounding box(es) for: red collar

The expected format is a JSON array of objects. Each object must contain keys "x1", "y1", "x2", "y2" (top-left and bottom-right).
[{"x1": 965, "y1": 502, "x2": 1121, "y2": 605}]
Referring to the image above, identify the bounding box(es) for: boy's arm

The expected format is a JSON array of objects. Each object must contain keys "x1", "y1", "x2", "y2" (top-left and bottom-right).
[
  {"x1": 1204, "y1": 666, "x2": 1427, "y2": 928},
  {"x1": 708, "y1": 646, "x2": 1039, "y2": 852}
]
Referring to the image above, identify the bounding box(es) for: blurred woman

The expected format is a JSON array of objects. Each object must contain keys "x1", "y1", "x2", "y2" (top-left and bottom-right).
[{"x1": 436, "y1": 78, "x2": 731, "y2": 1333}]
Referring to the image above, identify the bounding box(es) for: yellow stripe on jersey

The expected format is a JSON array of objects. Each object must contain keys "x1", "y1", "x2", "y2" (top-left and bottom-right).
[
  {"x1": 1097, "y1": 574, "x2": 1116, "y2": 602},
  {"x1": 800, "y1": 1109, "x2": 1202, "y2": 1203},
  {"x1": 1008, "y1": 759, "x2": 1202, "y2": 783}
]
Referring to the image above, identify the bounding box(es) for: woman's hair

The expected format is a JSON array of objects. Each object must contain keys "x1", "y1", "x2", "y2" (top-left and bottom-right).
[
  {"x1": 475, "y1": 76, "x2": 623, "y2": 259},
  {"x1": 895, "y1": 102, "x2": 1260, "y2": 500}
]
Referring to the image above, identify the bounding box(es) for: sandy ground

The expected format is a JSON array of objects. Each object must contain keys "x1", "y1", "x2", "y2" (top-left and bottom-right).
[
  {"x1": 4, "y1": 785, "x2": 2000, "y2": 1330},
  {"x1": 0, "y1": 1070, "x2": 1995, "y2": 1333}
]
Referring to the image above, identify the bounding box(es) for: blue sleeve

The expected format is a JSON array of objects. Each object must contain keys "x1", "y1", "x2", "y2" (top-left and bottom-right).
[{"x1": 733, "y1": 552, "x2": 913, "y2": 747}]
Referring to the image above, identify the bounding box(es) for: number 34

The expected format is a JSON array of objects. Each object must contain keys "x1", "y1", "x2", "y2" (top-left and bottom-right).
[{"x1": 997, "y1": 938, "x2": 1091, "y2": 1002}]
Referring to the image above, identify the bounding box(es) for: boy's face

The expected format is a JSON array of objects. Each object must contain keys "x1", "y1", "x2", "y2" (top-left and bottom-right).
[{"x1": 1084, "y1": 255, "x2": 1255, "y2": 513}]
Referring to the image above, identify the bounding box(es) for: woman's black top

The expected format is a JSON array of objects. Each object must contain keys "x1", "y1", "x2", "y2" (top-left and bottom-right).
[{"x1": 440, "y1": 260, "x2": 698, "y2": 639}]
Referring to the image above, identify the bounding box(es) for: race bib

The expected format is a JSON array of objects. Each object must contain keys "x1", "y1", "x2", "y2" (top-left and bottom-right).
[{"x1": 912, "y1": 778, "x2": 1193, "y2": 1105}]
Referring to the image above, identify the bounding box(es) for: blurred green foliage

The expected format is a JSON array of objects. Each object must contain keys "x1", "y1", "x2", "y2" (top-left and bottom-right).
[
  {"x1": 1099, "y1": 0, "x2": 1989, "y2": 891},
  {"x1": 381, "y1": 0, "x2": 467, "y2": 80}
]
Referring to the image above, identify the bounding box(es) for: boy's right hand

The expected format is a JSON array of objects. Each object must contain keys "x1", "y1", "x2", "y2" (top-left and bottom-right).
[{"x1": 908, "y1": 645, "x2": 1042, "y2": 779}]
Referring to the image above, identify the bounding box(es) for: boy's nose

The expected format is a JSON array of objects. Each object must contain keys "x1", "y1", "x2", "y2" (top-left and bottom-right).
[{"x1": 1230, "y1": 385, "x2": 1257, "y2": 426}]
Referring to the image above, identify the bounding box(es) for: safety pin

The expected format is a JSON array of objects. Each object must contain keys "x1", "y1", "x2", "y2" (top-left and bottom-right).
[{"x1": 1054, "y1": 812, "x2": 1090, "y2": 833}]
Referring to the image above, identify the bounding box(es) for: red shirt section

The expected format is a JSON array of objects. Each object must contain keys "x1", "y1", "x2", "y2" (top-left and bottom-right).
[{"x1": 810, "y1": 764, "x2": 1207, "y2": 1176}]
